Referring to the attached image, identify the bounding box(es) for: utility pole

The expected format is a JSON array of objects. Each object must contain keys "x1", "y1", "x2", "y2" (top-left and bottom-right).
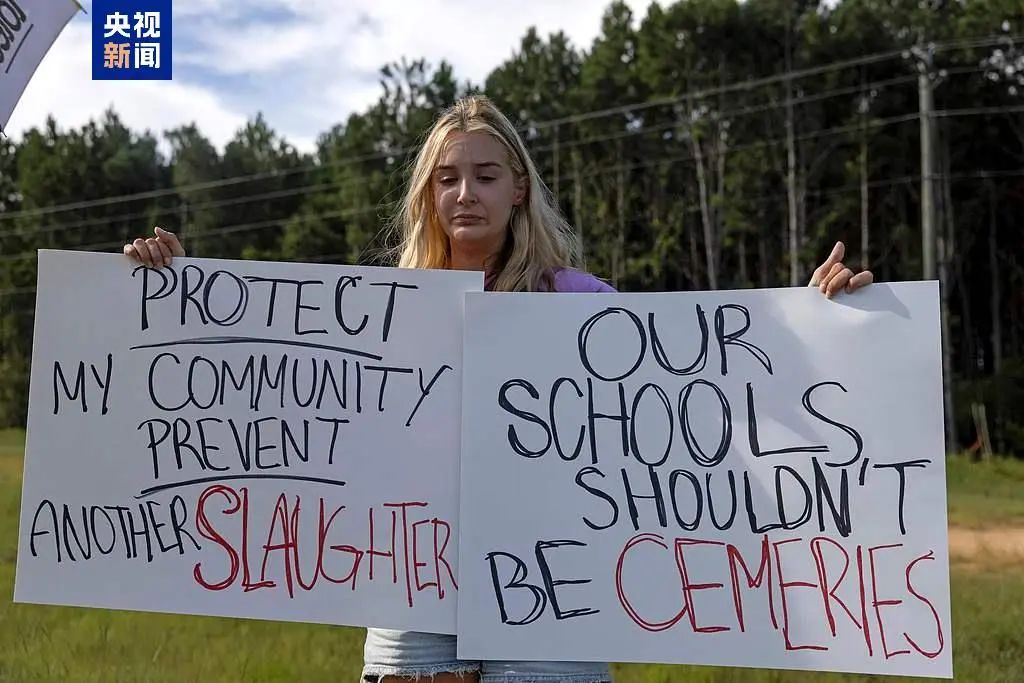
[
  {"x1": 785, "y1": 7, "x2": 799, "y2": 286},
  {"x1": 916, "y1": 45, "x2": 937, "y2": 281},
  {"x1": 915, "y1": 43, "x2": 955, "y2": 453},
  {"x1": 859, "y1": 89, "x2": 870, "y2": 271}
]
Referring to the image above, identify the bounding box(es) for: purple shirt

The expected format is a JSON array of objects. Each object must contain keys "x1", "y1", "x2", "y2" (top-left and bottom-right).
[
  {"x1": 551, "y1": 267, "x2": 617, "y2": 293},
  {"x1": 484, "y1": 268, "x2": 616, "y2": 293}
]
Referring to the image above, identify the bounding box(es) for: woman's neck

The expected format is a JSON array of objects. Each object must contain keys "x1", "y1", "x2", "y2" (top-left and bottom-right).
[
  {"x1": 450, "y1": 248, "x2": 490, "y2": 272},
  {"x1": 450, "y1": 239, "x2": 505, "y2": 274}
]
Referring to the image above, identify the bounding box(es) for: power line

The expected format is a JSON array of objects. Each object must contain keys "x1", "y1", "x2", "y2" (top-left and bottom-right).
[
  {"x1": 0, "y1": 152, "x2": 409, "y2": 223},
  {"x1": 556, "y1": 111, "x2": 926, "y2": 186},
  {"x1": 935, "y1": 104, "x2": 1024, "y2": 118},
  {"x1": 0, "y1": 203, "x2": 387, "y2": 263},
  {"x1": 529, "y1": 72, "x2": 928, "y2": 156},
  {"x1": 0, "y1": 178, "x2": 366, "y2": 239},
  {"x1": 0, "y1": 69, "x2": 922, "y2": 238},
  {"x1": 0, "y1": 64, "x2": 995, "y2": 241},
  {"x1": 0, "y1": 115, "x2": 917, "y2": 262},
  {"x1": 532, "y1": 33, "x2": 1023, "y2": 130},
  {"x1": 1, "y1": 164, "x2": 1021, "y2": 299},
  {"x1": 0, "y1": 34, "x2": 1016, "y2": 223},
  {"x1": 2, "y1": 97, "x2": 1021, "y2": 267}
]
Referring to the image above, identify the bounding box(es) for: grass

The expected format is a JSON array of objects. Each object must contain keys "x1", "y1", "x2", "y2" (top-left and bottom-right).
[
  {"x1": 2, "y1": 429, "x2": 1022, "y2": 682},
  {"x1": 611, "y1": 566, "x2": 1024, "y2": 683},
  {"x1": 944, "y1": 453, "x2": 1024, "y2": 528}
]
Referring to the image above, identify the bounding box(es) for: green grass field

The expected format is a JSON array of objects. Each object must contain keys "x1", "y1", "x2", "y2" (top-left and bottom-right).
[
  {"x1": 944, "y1": 454, "x2": 1024, "y2": 529},
  {"x1": 2, "y1": 429, "x2": 1022, "y2": 682}
]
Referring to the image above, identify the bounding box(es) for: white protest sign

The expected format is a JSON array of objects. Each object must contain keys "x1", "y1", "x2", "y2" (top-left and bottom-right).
[
  {"x1": 16, "y1": 250, "x2": 481, "y2": 634},
  {"x1": 458, "y1": 283, "x2": 951, "y2": 678},
  {"x1": 0, "y1": 0, "x2": 79, "y2": 132}
]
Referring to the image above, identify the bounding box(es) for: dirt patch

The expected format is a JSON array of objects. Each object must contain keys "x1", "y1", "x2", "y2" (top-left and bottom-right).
[{"x1": 948, "y1": 527, "x2": 1024, "y2": 568}]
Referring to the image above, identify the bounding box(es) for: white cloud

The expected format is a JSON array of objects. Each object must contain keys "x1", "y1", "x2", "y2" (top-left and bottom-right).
[
  {"x1": 188, "y1": 0, "x2": 654, "y2": 86},
  {"x1": 10, "y1": 1, "x2": 656, "y2": 155},
  {"x1": 177, "y1": 22, "x2": 320, "y2": 75},
  {"x1": 8, "y1": 20, "x2": 247, "y2": 153}
]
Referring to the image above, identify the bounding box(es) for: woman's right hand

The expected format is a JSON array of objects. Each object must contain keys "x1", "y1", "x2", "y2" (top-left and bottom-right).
[{"x1": 123, "y1": 226, "x2": 186, "y2": 268}]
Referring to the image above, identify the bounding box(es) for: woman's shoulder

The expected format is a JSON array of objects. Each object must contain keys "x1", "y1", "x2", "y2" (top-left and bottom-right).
[{"x1": 550, "y1": 268, "x2": 617, "y2": 293}]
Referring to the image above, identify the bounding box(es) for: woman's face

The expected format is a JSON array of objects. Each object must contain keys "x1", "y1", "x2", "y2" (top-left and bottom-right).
[{"x1": 433, "y1": 131, "x2": 525, "y2": 258}]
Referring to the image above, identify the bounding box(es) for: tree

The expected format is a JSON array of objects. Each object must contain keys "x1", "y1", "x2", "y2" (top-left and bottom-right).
[
  {"x1": 220, "y1": 114, "x2": 308, "y2": 260},
  {"x1": 0, "y1": 0, "x2": 1022, "y2": 451},
  {"x1": 165, "y1": 124, "x2": 223, "y2": 256},
  {"x1": 575, "y1": 1, "x2": 648, "y2": 287},
  {"x1": 486, "y1": 28, "x2": 584, "y2": 203}
]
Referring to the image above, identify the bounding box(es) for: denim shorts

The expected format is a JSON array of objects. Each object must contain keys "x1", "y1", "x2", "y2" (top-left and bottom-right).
[{"x1": 361, "y1": 629, "x2": 611, "y2": 682}]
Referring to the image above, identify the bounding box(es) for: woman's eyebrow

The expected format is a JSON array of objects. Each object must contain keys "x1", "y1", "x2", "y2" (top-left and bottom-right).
[{"x1": 435, "y1": 162, "x2": 503, "y2": 171}]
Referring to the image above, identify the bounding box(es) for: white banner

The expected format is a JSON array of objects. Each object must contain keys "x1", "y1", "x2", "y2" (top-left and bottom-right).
[
  {"x1": 457, "y1": 283, "x2": 951, "y2": 678},
  {"x1": 0, "y1": 0, "x2": 78, "y2": 131},
  {"x1": 16, "y1": 250, "x2": 481, "y2": 634}
]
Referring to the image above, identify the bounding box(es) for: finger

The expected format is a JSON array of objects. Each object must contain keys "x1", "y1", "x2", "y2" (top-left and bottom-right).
[
  {"x1": 808, "y1": 241, "x2": 845, "y2": 286},
  {"x1": 154, "y1": 226, "x2": 185, "y2": 257},
  {"x1": 133, "y1": 238, "x2": 154, "y2": 267},
  {"x1": 818, "y1": 262, "x2": 845, "y2": 293},
  {"x1": 123, "y1": 243, "x2": 141, "y2": 263},
  {"x1": 846, "y1": 270, "x2": 874, "y2": 292},
  {"x1": 155, "y1": 238, "x2": 173, "y2": 267},
  {"x1": 827, "y1": 241, "x2": 846, "y2": 267},
  {"x1": 826, "y1": 268, "x2": 854, "y2": 299},
  {"x1": 145, "y1": 238, "x2": 164, "y2": 269},
  {"x1": 808, "y1": 263, "x2": 828, "y2": 287}
]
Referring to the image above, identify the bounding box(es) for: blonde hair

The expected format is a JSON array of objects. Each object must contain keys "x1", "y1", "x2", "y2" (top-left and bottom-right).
[{"x1": 392, "y1": 95, "x2": 582, "y2": 292}]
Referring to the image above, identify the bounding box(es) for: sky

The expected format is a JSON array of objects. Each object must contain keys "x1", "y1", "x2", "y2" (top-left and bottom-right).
[{"x1": 10, "y1": 0, "x2": 656, "y2": 154}]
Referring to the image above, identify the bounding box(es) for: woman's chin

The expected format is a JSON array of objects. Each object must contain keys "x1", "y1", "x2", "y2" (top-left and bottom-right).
[{"x1": 449, "y1": 225, "x2": 500, "y2": 247}]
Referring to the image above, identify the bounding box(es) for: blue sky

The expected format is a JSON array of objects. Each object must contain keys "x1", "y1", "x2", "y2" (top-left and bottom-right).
[{"x1": 11, "y1": 0, "x2": 654, "y2": 154}]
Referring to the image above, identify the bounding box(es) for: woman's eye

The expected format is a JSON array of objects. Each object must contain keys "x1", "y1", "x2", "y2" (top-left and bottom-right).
[
  {"x1": 478, "y1": 176, "x2": 496, "y2": 182},
  {"x1": 438, "y1": 176, "x2": 456, "y2": 185}
]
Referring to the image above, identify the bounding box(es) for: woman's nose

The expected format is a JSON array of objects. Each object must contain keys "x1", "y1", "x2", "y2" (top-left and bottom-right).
[{"x1": 457, "y1": 179, "x2": 477, "y2": 204}]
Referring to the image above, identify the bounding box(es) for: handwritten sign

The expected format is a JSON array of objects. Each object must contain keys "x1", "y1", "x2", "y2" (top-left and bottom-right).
[
  {"x1": 457, "y1": 284, "x2": 951, "y2": 678},
  {"x1": 0, "y1": 0, "x2": 79, "y2": 132},
  {"x1": 15, "y1": 250, "x2": 481, "y2": 634}
]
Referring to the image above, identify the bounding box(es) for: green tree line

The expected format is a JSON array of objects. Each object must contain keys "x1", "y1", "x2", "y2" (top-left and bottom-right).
[{"x1": 1, "y1": 0, "x2": 1022, "y2": 453}]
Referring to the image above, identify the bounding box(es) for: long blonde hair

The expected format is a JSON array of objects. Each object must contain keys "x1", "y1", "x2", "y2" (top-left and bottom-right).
[{"x1": 393, "y1": 96, "x2": 582, "y2": 292}]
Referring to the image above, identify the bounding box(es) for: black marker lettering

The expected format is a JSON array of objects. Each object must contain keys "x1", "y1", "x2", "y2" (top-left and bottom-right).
[
  {"x1": 714, "y1": 304, "x2": 772, "y2": 376},
  {"x1": 369, "y1": 281, "x2": 418, "y2": 342},
  {"x1": 578, "y1": 307, "x2": 647, "y2": 381},
  {"x1": 406, "y1": 364, "x2": 452, "y2": 427},
  {"x1": 575, "y1": 466, "x2": 619, "y2": 531},
  {"x1": 498, "y1": 379, "x2": 551, "y2": 458}
]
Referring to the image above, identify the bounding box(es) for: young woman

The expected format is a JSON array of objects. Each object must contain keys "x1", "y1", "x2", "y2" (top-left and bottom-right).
[{"x1": 125, "y1": 95, "x2": 871, "y2": 682}]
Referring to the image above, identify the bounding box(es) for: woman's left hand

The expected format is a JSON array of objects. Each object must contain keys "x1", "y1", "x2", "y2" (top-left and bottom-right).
[{"x1": 809, "y1": 241, "x2": 873, "y2": 298}]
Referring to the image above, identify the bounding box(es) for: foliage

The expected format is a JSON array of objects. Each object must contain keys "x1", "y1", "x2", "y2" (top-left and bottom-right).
[{"x1": 0, "y1": 0, "x2": 1021, "y2": 455}]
